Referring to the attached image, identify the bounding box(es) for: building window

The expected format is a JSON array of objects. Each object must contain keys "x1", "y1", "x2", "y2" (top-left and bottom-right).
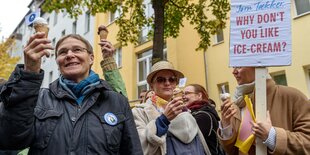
[
  {"x1": 163, "y1": 43, "x2": 167, "y2": 60},
  {"x1": 295, "y1": 0, "x2": 310, "y2": 16},
  {"x1": 137, "y1": 50, "x2": 152, "y2": 98},
  {"x1": 110, "y1": 6, "x2": 122, "y2": 23},
  {"x1": 49, "y1": 71, "x2": 53, "y2": 84},
  {"x1": 46, "y1": 17, "x2": 50, "y2": 25},
  {"x1": 72, "y1": 21, "x2": 77, "y2": 34},
  {"x1": 63, "y1": 10, "x2": 67, "y2": 17},
  {"x1": 23, "y1": 23, "x2": 27, "y2": 35},
  {"x1": 61, "y1": 30, "x2": 66, "y2": 36},
  {"x1": 85, "y1": 11, "x2": 90, "y2": 33},
  {"x1": 114, "y1": 47, "x2": 122, "y2": 68},
  {"x1": 139, "y1": 0, "x2": 153, "y2": 43},
  {"x1": 51, "y1": 38, "x2": 56, "y2": 57},
  {"x1": 52, "y1": 38, "x2": 56, "y2": 47},
  {"x1": 214, "y1": 29, "x2": 224, "y2": 44},
  {"x1": 53, "y1": 12, "x2": 58, "y2": 26},
  {"x1": 271, "y1": 73, "x2": 287, "y2": 86}
]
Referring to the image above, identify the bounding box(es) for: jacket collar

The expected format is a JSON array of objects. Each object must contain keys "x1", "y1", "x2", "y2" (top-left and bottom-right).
[{"x1": 49, "y1": 79, "x2": 112, "y2": 99}]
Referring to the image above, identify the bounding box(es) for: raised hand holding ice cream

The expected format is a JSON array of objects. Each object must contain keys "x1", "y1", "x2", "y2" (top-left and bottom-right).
[
  {"x1": 97, "y1": 25, "x2": 115, "y2": 58},
  {"x1": 23, "y1": 17, "x2": 53, "y2": 73}
]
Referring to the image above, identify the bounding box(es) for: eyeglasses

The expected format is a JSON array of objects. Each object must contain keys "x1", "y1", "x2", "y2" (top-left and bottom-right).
[
  {"x1": 57, "y1": 46, "x2": 88, "y2": 56},
  {"x1": 154, "y1": 76, "x2": 177, "y2": 84},
  {"x1": 183, "y1": 91, "x2": 197, "y2": 95}
]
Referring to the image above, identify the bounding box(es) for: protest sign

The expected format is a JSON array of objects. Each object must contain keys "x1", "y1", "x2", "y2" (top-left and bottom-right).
[{"x1": 230, "y1": 0, "x2": 291, "y2": 67}]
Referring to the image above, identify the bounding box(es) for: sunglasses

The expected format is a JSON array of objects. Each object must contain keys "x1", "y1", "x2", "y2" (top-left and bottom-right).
[{"x1": 154, "y1": 76, "x2": 177, "y2": 84}]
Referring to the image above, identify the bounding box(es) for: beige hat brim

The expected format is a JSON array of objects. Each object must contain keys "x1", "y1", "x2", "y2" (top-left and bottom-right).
[{"x1": 147, "y1": 69, "x2": 184, "y2": 84}]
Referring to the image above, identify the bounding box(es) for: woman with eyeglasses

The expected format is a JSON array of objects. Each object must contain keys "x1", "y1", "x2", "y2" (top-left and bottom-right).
[
  {"x1": 183, "y1": 84, "x2": 225, "y2": 155},
  {"x1": 0, "y1": 33, "x2": 142, "y2": 155},
  {"x1": 132, "y1": 61, "x2": 210, "y2": 155}
]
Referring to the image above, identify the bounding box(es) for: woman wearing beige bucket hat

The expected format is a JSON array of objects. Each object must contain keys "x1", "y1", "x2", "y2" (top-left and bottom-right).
[{"x1": 132, "y1": 60, "x2": 211, "y2": 155}]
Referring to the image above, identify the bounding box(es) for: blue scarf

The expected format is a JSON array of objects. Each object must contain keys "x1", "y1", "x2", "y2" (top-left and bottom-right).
[{"x1": 59, "y1": 70, "x2": 100, "y2": 105}]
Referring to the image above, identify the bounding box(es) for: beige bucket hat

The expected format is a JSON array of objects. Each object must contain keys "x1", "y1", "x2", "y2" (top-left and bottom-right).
[{"x1": 146, "y1": 61, "x2": 184, "y2": 84}]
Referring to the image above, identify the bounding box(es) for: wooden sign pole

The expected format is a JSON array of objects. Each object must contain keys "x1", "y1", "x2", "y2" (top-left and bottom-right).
[{"x1": 255, "y1": 67, "x2": 267, "y2": 155}]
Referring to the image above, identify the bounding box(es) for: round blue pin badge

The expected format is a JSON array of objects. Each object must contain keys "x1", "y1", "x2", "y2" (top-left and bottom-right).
[{"x1": 104, "y1": 112, "x2": 118, "y2": 126}]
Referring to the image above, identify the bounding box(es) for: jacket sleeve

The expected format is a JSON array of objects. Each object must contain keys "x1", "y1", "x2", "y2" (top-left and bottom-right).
[
  {"x1": 101, "y1": 57, "x2": 128, "y2": 97},
  {"x1": 0, "y1": 64, "x2": 43, "y2": 150},
  {"x1": 132, "y1": 107, "x2": 166, "y2": 155},
  {"x1": 119, "y1": 96, "x2": 143, "y2": 155}
]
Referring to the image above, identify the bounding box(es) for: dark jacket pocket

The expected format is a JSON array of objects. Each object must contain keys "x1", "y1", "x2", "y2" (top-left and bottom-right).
[
  {"x1": 98, "y1": 112, "x2": 126, "y2": 153},
  {"x1": 32, "y1": 108, "x2": 63, "y2": 149}
]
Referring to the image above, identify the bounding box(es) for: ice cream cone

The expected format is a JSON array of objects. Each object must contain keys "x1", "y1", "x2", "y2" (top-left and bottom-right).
[
  {"x1": 33, "y1": 17, "x2": 49, "y2": 38},
  {"x1": 173, "y1": 88, "x2": 184, "y2": 98},
  {"x1": 99, "y1": 30, "x2": 108, "y2": 39},
  {"x1": 98, "y1": 25, "x2": 109, "y2": 39},
  {"x1": 34, "y1": 24, "x2": 49, "y2": 38}
]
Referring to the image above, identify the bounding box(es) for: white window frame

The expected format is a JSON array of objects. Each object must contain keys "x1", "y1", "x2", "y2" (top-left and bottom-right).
[
  {"x1": 49, "y1": 71, "x2": 53, "y2": 84},
  {"x1": 137, "y1": 50, "x2": 152, "y2": 98},
  {"x1": 61, "y1": 30, "x2": 66, "y2": 36},
  {"x1": 136, "y1": 46, "x2": 167, "y2": 98},
  {"x1": 63, "y1": 10, "x2": 67, "y2": 17},
  {"x1": 85, "y1": 11, "x2": 90, "y2": 33},
  {"x1": 139, "y1": 0, "x2": 154, "y2": 43},
  {"x1": 53, "y1": 12, "x2": 58, "y2": 26},
  {"x1": 51, "y1": 38, "x2": 56, "y2": 57},
  {"x1": 72, "y1": 20, "x2": 77, "y2": 34},
  {"x1": 114, "y1": 47, "x2": 122, "y2": 68},
  {"x1": 294, "y1": 0, "x2": 310, "y2": 17},
  {"x1": 214, "y1": 29, "x2": 224, "y2": 45}
]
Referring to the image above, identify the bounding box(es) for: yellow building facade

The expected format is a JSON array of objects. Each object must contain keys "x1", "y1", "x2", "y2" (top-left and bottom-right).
[{"x1": 93, "y1": 2, "x2": 310, "y2": 107}]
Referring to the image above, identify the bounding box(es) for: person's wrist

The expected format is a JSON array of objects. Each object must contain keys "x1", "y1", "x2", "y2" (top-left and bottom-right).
[
  {"x1": 102, "y1": 54, "x2": 112, "y2": 59},
  {"x1": 25, "y1": 62, "x2": 40, "y2": 73},
  {"x1": 221, "y1": 120, "x2": 229, "y2": 128},
  {"x1": 100, "y1": 57, "x2": 117, "y2": 71}
]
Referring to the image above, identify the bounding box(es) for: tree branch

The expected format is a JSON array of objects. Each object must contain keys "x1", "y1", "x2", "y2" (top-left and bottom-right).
[{"x1": 168, "y1": 0, "x2": 186, "y2": 9}]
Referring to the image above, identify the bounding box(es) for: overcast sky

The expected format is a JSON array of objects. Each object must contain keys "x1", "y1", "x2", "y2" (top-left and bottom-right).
[{"x1": 0, "y1": 0, "x2": 31, "y2": 41}]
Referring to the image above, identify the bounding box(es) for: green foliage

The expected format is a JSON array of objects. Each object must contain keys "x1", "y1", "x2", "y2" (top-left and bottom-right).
[
  {"x1": 42, "y1": 0, "x2": 230, "y2": 51},
  {"x1": 0, "y1": 38, "x2": 20, "y2": 80}
]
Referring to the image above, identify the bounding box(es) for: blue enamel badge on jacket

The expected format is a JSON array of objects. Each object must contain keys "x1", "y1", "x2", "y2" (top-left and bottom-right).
[{"x1": 104, "y1": 112, "x2": 118, "y2": 126}]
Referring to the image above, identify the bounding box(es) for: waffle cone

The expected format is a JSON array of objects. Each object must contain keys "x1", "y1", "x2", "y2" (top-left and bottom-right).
[
  {"x1": 173, "y1": 92, "x2": 183, "y2": 98},
  {"x1": 173, "y1": 88, "x2": 183, "y2": 98},
  {"x1": 34, "y1": 25, "x2": 49, "y2": 38},
  {"x1": 99, "y1": 30, "x2": 108, "y2": 39}
]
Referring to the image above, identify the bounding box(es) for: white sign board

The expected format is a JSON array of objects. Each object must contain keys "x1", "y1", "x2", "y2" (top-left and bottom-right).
[
  {"x1": 230, "y1": 0, "x2": 291, "y2": 67},
  {"x1": 25, "y1": 9, "x2": 41, "y2": 26}
]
